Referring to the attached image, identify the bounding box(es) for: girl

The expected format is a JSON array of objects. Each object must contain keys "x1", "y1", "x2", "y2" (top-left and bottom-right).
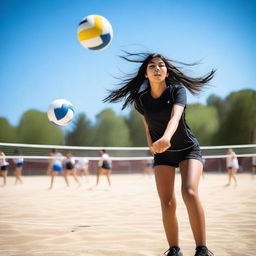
[
  {"x1": 63, "y1": 151, "x2": 80, "y2": 187},
  {"x1": 226, "y1": 148, "x2": 239, "y2": 186},
  {"x1": 76, "y1": 157, "x2": 90, "y2": 180},
  {"x1": 47, "y1": 149, "x2": 64, "y2": 189},
  {"x1": 104, "y1": 53, "x2": 214, "y2": 256},
  {"x1": 96, "y1": 149, "x2": 112, "y2": 187},
  {"x1": 0, "y1": 151, "x2": 9, "y2": 186},
  {"x1": 13, "y1": 150, "x2": 24, "y2": 185}
]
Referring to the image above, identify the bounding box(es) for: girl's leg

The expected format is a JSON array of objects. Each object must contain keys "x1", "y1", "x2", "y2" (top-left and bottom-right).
[
  {"x1": 179, "y1": 159, "x2": 206, "y2": 247},
  {"x1": 154, "y1": 165, "x2": 178, "y2": 247},
  {"x1": 18, "y1": 169, "x2": 23, "y2": 184},
  {"x1": 106, "y1": 170, "x2": 111, "y2": 186},
  {"x1": 15, "y1": 168, "x2": 23, "y2": 184},
  {"x1": 96, "y1": 168, "x2": 102, "y2": 186},
  {"x1": 63, "y1": 170, "x2": 70, "y2": 187},
  {"x1": 252, "y1": 167, "x2": 256, "y2": 177},
  {"x1": 232, "y1": 168, "x2": 238, "y2": 184},
  {"x1": 49, "y1": 171, "x2": 57, "y2": 189},
  {"x1": 227, "y1": 168, "x2": 232, "y2": 185},
  {"x1": 14, "y1": 169, "x2": 18, "y2": 184},
  {"x1": 72, "y1": 169, "x2": 80, "y2": 185},
  {"x1": 1, "y1": 171, "x2": 8, "y2": 186}
]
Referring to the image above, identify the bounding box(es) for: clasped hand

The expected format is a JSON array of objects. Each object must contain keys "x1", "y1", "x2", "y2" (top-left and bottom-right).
[{"x1": 150, "y1": 137, "x2": 171, "y2": 154}]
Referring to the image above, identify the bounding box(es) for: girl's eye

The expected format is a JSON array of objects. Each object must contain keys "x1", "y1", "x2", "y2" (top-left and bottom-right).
[{"x1": 148, "y1": 64, "x2": 166, "y2": 68}]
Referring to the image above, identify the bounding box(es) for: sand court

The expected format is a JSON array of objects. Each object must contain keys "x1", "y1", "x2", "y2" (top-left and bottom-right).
[{"x1": 0, "y1": 173, "x2": 255, "y2": 256}]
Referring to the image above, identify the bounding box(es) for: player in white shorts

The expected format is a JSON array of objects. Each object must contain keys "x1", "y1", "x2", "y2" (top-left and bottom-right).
[
  {"x1": 226, "y1": 148, "x2": 239, "y2": 186},
  {"x1": 76, "y1": 157, "x2": 89, "y2": 178}
]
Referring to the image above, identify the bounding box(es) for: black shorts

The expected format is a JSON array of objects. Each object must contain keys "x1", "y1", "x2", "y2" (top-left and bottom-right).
[
  {"x1": 1, "y1": 165, "x2": 9, "y2": 171},
  {"x1": 66, "y1": 162, "x2": 75, "y2": 170},
  {"x1": 102, "y1": 162, "x2": 111, "y2": 170},
  {"x1": 154, "y1": 144, "x2": 203, "y2": 167}
]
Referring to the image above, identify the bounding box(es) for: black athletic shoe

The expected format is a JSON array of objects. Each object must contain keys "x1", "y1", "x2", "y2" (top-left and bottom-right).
[
  {"x1": 163, "y1": 246, "x2": 183, "y2": 256},
  {"x1": 194, "y1": 246, "x2": 214, "y2": 256}
]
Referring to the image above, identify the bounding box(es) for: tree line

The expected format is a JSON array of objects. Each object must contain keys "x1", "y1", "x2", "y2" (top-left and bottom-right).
[{"x1": 0, "y1": 89, "x2": 255, "y2": 146}]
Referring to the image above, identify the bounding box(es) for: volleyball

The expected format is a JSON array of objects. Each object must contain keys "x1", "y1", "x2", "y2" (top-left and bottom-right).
[
  {"x1": 47, "y1": 99, "x2": 74, "y2": 126},
  {"x1": 77, "y1": 14, "x2": 113, "y2": 51}
]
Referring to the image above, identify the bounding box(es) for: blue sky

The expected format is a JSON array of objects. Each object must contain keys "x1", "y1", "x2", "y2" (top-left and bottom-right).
[{"x1": 1, "y1": 0, "x2": 256, "y2": 127}]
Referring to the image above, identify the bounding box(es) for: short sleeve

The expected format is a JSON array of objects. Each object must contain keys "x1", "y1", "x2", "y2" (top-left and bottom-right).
[
  {"x1": 173, "y1": 85, "x2": 186, "y2": 106},
  {"x1": 102, "y1": 154, "x2": 109, "y2": 161},
  {"x1": 134, "y1": 97, "x2": 144, "y2": 115}
]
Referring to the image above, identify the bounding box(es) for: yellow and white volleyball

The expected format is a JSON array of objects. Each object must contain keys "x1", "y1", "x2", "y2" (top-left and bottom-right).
[
  {"x1": 77, "y1": 14, "x2": 113, "y2": 51},
  {"x1": 47, "y1": 99, "x2": 74, "y2": 126}
]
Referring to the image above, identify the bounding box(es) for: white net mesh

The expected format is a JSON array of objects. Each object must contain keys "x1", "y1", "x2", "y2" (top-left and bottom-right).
[{"x1": 0, "y1": 142, "x2": 255, "y2": 174}]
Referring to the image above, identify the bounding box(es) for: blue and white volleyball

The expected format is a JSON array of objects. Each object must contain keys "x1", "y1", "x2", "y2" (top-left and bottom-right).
[
  {"x1": 47, "y1": 99, "x2": 74, "y2": 126},
  {"x1": 77, "y1": 14, "x2": 113, "y2": 51}
]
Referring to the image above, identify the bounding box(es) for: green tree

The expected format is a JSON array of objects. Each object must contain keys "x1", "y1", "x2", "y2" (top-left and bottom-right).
[
  {"x1": 0, "y1": 118, "x2": 17, "y2": 142},
  {"x1": 217, "y1": 89, "x2": 256, "y2": 144},
  {"x1": 66, "y1": 113, "x2": 95, "y2": 146},
  {"x1": 17, "y1": 110, "x2": 64, "y2": 144},
  {"x1": 126, "y1": 108, "x2": 147, "y2": 146},
  {"x1": 94, "y1": 109, "x2": 131, "y2": 146},
  {"x1": 207, "y1": 94, "x2": 225, "y2": 120},
  {"x1": 186, "y1": 104, "x2": 219, "y2": 145}
]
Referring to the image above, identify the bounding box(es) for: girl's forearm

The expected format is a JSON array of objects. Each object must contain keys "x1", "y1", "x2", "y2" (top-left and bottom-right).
[
  {"x1": 145, "y1": 128, "x2": 153, "y2": 148},
  {"x1": 142, "y1": 116, "x2": 153, "y2": 148},
  {"x1": 162, "y1": 118, "x2": 179, "y2": 141}
]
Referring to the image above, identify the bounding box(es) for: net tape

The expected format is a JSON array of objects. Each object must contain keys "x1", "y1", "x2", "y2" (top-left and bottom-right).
[{"x1": 0, "y1": 142, "x2": 256, "y2": 160}]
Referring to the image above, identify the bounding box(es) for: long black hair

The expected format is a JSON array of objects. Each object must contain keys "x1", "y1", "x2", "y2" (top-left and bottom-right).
[{"x1": 104, "y1": 52, "x2": 216, "y2": 110}]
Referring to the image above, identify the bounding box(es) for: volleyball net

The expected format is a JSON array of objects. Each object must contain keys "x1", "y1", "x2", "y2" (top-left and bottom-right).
[{"x1": 0, "y1": 142, "x2": 255, "y2": 174}]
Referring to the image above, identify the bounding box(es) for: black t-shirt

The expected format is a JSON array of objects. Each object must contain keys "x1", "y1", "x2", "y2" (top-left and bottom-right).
[{"x1": 134, "y1": 84, "x2": 198, "y2": 151}]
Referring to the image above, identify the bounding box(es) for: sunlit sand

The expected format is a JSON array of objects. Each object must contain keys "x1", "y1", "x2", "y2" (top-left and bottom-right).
[{"x1": 0, "y1": 173, "x2": 255, "y2": 256}]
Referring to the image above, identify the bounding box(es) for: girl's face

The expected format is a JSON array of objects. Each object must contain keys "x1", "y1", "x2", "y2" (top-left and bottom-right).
[{"x1": 145, "y1": 57, "x2": 168, "y2": 83}]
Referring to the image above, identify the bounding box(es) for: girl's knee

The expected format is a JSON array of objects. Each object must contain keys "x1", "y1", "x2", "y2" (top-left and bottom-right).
[
  {"x1": 160, "y1": 197, "x2": 176, "y2": 212},
  {"x1": 182, "y1": 186, "x2": 198, "y2": 201}
]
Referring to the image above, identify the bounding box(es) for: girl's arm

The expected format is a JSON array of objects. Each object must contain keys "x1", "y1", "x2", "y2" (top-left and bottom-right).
[
  {"x1": 152, "y1": 104, "x2": 184, "y2": 153},
  {"x1": 141, "y1": 115, "x2": 154, "y2": 153}
]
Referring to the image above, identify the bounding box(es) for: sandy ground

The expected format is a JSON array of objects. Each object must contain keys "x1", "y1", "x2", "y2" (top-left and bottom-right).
[{"x1": 0, "y1": 173, "x2": 255, "y2": 256}]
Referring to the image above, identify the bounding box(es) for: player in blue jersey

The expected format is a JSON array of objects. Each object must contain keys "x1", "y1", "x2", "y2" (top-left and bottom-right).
[
  {"x1": 13, "y1": 150, "x2": 24, "y2": 185},
  {"x1": 47, "y1": 149, "x2": 64, "y2": 189}
]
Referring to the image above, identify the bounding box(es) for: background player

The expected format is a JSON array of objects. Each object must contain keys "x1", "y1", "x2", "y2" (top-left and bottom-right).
[
  {"x1": 47, "y1": 149, "x2": 64, "y2": 189},
  {"x1": 226, "y1": 148, "x2": 239, "y2": 186},
  {"x1": 63, "y1": 151, "x2": 80, "y2": 187},
  {"x1": 0, "y1": 151, "x2": 9, "y2": 187},
  {"x1": 96, "y1": 149, "x2": 112, "y2": 187}
]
